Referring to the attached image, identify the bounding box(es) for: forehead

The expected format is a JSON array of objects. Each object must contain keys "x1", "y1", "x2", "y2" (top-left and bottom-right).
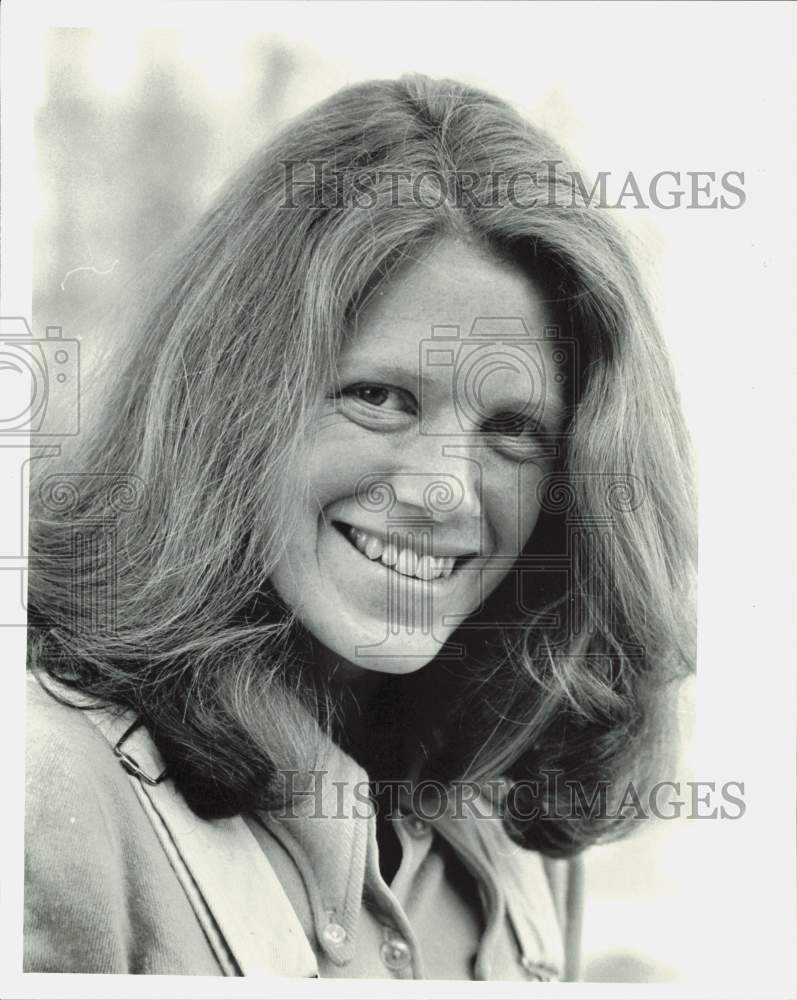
[
  {"x1": 340, "y1": 238, "x2": 567, "y2": 424},
  {"x1": 347, "y1": 237, "x2": 555, "y2": 355}
]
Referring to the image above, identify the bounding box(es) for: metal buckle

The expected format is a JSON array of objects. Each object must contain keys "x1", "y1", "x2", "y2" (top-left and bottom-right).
[{"x1": 113, "y1": 718, "x2": 168, "y2": 785}]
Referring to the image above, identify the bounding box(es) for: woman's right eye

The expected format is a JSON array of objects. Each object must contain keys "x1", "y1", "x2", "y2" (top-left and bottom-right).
[
  {"x1": 331, "y1": 382, "x2": 417, "y2": 419},
  {"x1": 345, "y1": 384, "x2": 410, "y2": 410}
]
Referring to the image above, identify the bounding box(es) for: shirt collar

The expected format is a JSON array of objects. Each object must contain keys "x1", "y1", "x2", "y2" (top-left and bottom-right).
[
  {"x1": 254, "y1": 725, "x2": 505, "y2": 971},
  {"x1": 255, "y1": 735, "x2": 372, "y2": 966},
  {"x1": 255, "y1": 724, "x2": 564, "y2": 979}
]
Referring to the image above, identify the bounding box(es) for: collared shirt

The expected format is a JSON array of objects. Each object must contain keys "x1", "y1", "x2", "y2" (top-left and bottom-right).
[
  {"x1": 24, "y1": 672, "x2": 577, "y2": 980},
  {"x1": 243, "y1": 731, "x2": 566, "y2": 981}
]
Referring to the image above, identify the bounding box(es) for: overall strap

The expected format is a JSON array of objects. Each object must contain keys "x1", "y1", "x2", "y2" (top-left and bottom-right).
[{"x1": 542, "y1": 854, "x2": 585, "y2": 982}]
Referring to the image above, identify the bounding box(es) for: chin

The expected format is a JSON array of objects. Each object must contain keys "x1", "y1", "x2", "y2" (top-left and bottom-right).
[
  {"x1": 337, "y1": 642, "x2": 446, "y2": 676},
  {"x1": 272, "y1": 509, "x2": 488, "y2": 677},
  {"x1": 302, "y1": 604, "x2": 456, "y2": 676}
]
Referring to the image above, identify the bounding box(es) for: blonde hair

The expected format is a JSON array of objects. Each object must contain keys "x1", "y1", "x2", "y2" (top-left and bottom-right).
[{"x1": 28, "y1": 74, "x2": 696, "y2": 854}]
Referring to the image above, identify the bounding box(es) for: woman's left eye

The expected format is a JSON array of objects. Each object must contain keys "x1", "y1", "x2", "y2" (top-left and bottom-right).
[
  {"x1": 481, "y1": 411, "x2": 552, "y2": 460},
  {"x1": 482, "y1": 412, "x2": 539, "y2": 437}
]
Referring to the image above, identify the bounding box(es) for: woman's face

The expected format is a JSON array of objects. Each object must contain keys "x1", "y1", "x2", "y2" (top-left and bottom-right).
[{"x1": 270, "y1": 237, "x2": 566, "y2": 675}]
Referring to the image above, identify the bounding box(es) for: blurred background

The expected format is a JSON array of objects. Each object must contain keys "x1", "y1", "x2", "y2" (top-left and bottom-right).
[{"x1": 28, "y1": 9, "x2": 796, "y2": 990}]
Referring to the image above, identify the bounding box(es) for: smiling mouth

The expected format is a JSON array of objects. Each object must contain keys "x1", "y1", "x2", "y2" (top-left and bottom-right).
[{"x1": 333, "y1": 521, "x2": 477, "y2": 582}]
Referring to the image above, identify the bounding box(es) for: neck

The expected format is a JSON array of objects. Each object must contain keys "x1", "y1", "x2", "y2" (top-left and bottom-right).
[{"x1": 309, "y1": 640, "x2": 431, "y2": 784}]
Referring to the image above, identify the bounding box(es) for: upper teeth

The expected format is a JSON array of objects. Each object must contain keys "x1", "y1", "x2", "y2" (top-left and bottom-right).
[{"x1": 347, "y1": 525, "x2": 457, "y2": 581}]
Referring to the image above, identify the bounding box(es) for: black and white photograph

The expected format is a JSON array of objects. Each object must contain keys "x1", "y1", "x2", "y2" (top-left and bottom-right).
[{"x1": 1, "y1": 2, "x2": 795, "y2": 998}]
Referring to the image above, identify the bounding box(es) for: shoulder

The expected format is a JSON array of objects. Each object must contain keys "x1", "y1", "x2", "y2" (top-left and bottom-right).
[
  {"x1": 27, "y1": 672, "x2": 121, "y2": 768},
  {"x1": 25, "y1": 676, "x2": 146, "y2": 838},
  {"x1": 25, "y1": 669, "x2": 140, "y2": 871},
  {"x1": 24, "y1": 674, "x2": 147, "y2": 971},
  {"x1": 25, "y1": 673, "x2": 141, "y2": 824},
  {"x1": 24, "y1": 673, "x2": 228, "y2": 974}
]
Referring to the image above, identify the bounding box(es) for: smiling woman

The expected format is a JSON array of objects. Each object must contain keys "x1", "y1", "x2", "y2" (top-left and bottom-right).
[
  {"x1": 24, "y1": 74, "x2": 697, "y2": 981},
  {"x1": 271, "y1": 237, "x2": 564, "y2": 672}
]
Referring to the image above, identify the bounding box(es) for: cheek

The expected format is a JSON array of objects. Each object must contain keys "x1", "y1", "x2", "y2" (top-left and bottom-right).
[
  {"x1": 299, "y1": 424, "x2": 384, "y2": 514},
  {"x1": 518, "y1": 465, "x2": 546, "y2": 545},
  {"x1": 484, "y1": 460, "x2": 548, "y2": 554}
]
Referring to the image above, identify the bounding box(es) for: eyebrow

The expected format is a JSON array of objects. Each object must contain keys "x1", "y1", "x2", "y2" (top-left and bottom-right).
[
  {"x1": 336, "y1": 356, "x2": 568, "y2": 434},
  {"x1": 337, "y1": 358, "x2": 424, "y2": 389}
]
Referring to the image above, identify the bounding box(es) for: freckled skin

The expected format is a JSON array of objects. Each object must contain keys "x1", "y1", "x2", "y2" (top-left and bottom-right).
[{"x1": 270, "y1": 237, "x2": 564, "y2": 676}]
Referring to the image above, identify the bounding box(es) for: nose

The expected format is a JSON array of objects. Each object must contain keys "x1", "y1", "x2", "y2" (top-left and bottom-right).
[{"x1": 387, "y1": 437, "x2": 483, "y2": 525}]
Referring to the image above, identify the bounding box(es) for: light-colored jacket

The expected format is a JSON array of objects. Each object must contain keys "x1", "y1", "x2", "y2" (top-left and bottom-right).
[{"x1": 24, "y1": 673, "x2": 584, "y2": 980}]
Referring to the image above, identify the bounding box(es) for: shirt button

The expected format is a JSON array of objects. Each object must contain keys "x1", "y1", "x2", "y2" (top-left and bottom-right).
[
  {"x1": 405, "y1": 814, "x2": 430, "y2": 838},
  {"x1": 520, "y1": 956, "x2": 556, "y2": 980},
  {"x1": 322, "y1": 921, "x2": 347, "y2": 947},
  {"x1": 380, "y1": 933, "x2": 412, "y2": 971}
]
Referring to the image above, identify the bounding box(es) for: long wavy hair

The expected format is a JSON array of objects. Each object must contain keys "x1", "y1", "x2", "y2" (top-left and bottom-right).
[{"x1": 27, "y1": 74, "x2": 697, "y2": 856}]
